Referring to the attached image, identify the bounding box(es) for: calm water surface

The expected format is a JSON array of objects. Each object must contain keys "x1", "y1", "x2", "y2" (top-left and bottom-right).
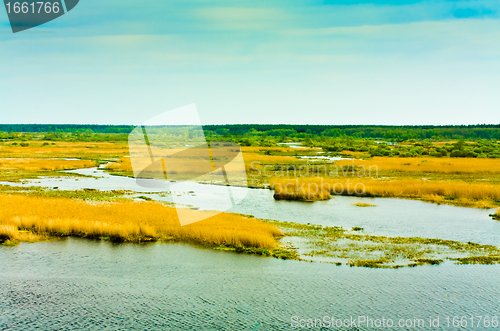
[{"x1": 1, "y1": 239, "x2": 499, "y2": 330}]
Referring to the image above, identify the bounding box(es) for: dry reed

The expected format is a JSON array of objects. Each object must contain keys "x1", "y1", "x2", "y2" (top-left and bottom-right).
[
  {"x1": 0, "y1": 141, "x2": 128, "y2": 159},
  {"x1": 270, "y1": 177, "x2": 500, "y2": 208},
  {"x1": 341, "y1": 150, "x2": 369, "y2": 157},
  {"x1": 242, "y1": 153, "x2": 298, "y2": 164},
  {"x1": 241, "y1": 146, "x2": 319, "y2": 153},
  {"x1": 353, "y1": 202, "x2": 376, "y2": 207},
  {"x1": 335, "y1": 157, "x2": 500, "y2": 174},
  {"x1": 0, "y1": 194, "x2": 282, "y2": 248},
  {"x1": 0, "y1": 158, "x2": 97, "y2": 171}
]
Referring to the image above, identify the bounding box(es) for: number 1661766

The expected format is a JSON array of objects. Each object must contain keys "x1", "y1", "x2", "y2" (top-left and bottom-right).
[{"x1": 5, "y1": 2, "x2": 60, "y2": 14}]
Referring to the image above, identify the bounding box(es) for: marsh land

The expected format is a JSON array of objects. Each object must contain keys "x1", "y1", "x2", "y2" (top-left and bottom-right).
[{"x1": 1, "y1": 124, "x2": 500, "y2": 268}]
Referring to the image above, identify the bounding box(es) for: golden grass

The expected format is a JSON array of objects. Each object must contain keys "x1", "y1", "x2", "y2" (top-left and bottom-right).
[
  {"x1": 0, "y1": 141, "x2": 128, "y2": 159},
  {"x1": 0, "y1": 194, "x2": 282, "y2": 248},
  {"x1": 341, "y1": 150, "x2": 369, "y2": 157},
  {"x1": 430, "y1": 141, "x2": 475, "y2": 145},
  {"x1": 105, "y1": 157, "x2": 145, "y2": 173},
  {"x1": 0, "y1": 224, "x2": 18, "y2": 240},
  {"x1": 106, "y1": 157, "x2": 209, "y2": 177},
  {"x1": 241, "y1": 146, "x2": 319, "y2": 153},
  {"x1": 0, "y1": 224, "x2": 42, "y2": 243},
  {"x1": 270, "y1": 177, "x2": 500, "y2": 208},
  {"x1": 336, "y1": 157, "x2": 500, "y2": 174},
  {"x1": 0, "y1": 158, "x2": 97, "y2": 171},
  {"x1": 272, "y1": 178, "x2": 331, "y2": 201},
  {"x1": 242, "y1": 153, "x2": 298, "y2": 164},
  {"x1": 353, "y1": 202, "x2": 376, "y2": 207},
  {"x1": 106, "y1": 151, "x2": 298, "y2": 176}
]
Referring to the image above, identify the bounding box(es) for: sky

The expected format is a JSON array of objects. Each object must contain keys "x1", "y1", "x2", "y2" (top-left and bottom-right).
[{"x1": 0, "y1": 0, "x2": 499, "y2": 125}]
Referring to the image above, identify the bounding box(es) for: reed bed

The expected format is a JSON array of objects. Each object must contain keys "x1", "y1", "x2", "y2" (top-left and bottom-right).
[
  {"x1": 0, "y1": 158, "x2": 97, "y2": 171},
  {"x1": 0, "y1": 194, "x2": 282, "y2": 248},
  {"x1": 272, "y1": 178, "x2": 331, "y2": 201},
  {"x1": 0, "y1": 141, "x2": 128, "y2": 159},
  {"x1": 242, "y1": 153, "x2": 298, "y2": 164},
  {"x1": 106, "y1": 156, "x2": 247, "y2": 180},
  {"x1": 353, "y1": 202, "x2": 376, "y2": 207},
  {"x1": 104, "y1": 157, "x2": 132, "y2": 172},
  {"x1": 106, "y1": 152, "x2": 298, "y2": 175},
  {"x1": 270, "y1": 177, "x2": 500, "y2": 208},
  {"x1": 340, "y1": 150, "x2": 369, "y2": 157},
  {"x1": 335, "y1": 157, "x2": 500, "y2": 174},
  {"x1": 431, "y1": 141, "x2": 459, "y2": 145},
  {"x1": 241, "y1": 146, "x2": 319, "y2": 153}
]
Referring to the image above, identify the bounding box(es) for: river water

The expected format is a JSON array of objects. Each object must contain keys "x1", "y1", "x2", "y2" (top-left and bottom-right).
[
  {"x1": 1, "y1": 239, "x2": 499, "y2": 330},
  {"x1": 1, "y1": 168, "x2": 499, "y2": 330}
]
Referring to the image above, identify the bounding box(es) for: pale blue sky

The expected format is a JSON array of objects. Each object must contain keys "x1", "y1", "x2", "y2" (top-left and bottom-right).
[{"x1": 1, "y1": 0, "x2": 499, "y2": 125}]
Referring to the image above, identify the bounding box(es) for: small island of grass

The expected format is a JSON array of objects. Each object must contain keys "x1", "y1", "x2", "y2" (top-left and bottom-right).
[{"x1": 353, "y1": 202, "x2": 377, "y2": 207}]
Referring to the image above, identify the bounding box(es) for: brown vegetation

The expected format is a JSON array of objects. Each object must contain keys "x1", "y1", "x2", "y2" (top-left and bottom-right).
[
  {"x1": 335, "y1": 157, "x2": 500, "y2": 174},
  {"x1": 0, "y1": 194, "x2": 282, "y2": 248},
  {"x1": 270, "y1": 177, "x2": 500, "y2": 208},
  {"x1": 0, "y1": 158, "x2": 97, "y2": 171}
]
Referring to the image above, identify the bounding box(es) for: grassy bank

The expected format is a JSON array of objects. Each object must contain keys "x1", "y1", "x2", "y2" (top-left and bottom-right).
[
  {"x1": 0, "y1": 194, "x2": 284, "y2": 253},
  {"x1": 0, "y1": 184, "x2": 132, "y2": 201},
  {"x1": 0, "y1": 157, "x2": 99, "y2": 182},
  {"x1": 0, "y1": 141, "x2": 128, "y2": 160},
  {"x1": 0, "y1": 158, "x2": 97, "y2": 171},
  {"x1": 335, "y1": 157, "x2": 500, "y2": 174},
  {"x1": 353, "y1": 202, "x2": 376, "y2": 207},
  {"x1": 270, "y1": 177, "x2": 500, "y2": 208}
]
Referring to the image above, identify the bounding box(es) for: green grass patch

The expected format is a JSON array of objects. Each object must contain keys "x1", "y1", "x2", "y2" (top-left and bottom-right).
[
  {"x1": 451, "y1": 256, "x2": 500, "y2": 265},
  {"x1": 0, "y1": 185, "x2": 131, "y2": 201},
  {"x1": 214, "y1": 244, "x2": 299, "y2": 260},
  {"x1": 266, "y1": 219, "x2": 500, "y2": 268}
]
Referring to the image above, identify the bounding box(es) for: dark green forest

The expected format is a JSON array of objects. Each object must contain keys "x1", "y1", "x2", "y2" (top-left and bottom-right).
[
  {"x1": 1, "y1": 124, "x2": 500, "y2": 141},
  {"x1": 2, "y1": 124, "x2": 500, "y2": 158}
]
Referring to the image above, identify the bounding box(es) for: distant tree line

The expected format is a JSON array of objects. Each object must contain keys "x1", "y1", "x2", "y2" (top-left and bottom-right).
[
  {"x1": 202, "y1": 124, "x2": 500, "y2": 141},
  {"x1": 1, "y1": 124, "x2": 500, "y2": 142},
  {"x1": 0, "y1": 124, "x2": 134, "y2": 134}
]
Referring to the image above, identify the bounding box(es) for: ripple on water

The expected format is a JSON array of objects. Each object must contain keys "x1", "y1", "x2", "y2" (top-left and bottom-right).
[{"x1": 1, "y1": 238, "x2": 499, "y2": 330}]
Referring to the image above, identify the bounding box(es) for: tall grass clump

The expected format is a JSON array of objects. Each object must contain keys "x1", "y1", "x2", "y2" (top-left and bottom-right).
[
  {"x1": 0, "y1": 224, "x2": 18, "y2": 241},
  {"x1": 272, "y1": 178, "x2": 331, "y2": 201},
  {"x1": 0, "y1": 141, "x2": 128, "y2": 159},
  {"x1": 0, "y1": 194, "x2": 282, "y2": 248},
  {"x1": 270, "y1": 177, "x2": 500, "y2": 208},
  {"x1": 336, "y1": 157, "x2": 500, "y2": 174},
  {"x1": 0, "y1": 158, "x2": 97, "y2": 171}
]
